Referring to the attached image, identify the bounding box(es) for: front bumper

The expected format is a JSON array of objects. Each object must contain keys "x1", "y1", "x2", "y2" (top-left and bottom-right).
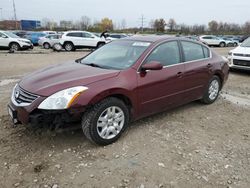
[
  {"x1": 8, "y1": 90, "x2": 85, "y2": 126},
  {"x1": 228, "y1": 56, "x2": 250, "y2": 71}
]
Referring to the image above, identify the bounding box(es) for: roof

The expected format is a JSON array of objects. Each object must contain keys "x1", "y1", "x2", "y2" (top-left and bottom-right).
[{"x1": 123, "y1": 35, "x2": 174, "y2": 42}]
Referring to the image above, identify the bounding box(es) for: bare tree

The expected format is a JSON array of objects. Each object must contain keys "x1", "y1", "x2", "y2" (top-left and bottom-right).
[
  {"x1": 168, "y1": 18, "x2": 176, "y2": 32},
  {"x1": 153, "y1": 18, "x2": 166, "y2": 32},
  {"x1": 208, "y1": 20, "x2": 218, "y2": 33},
  {"x1": 79, "y1": 16, "x2": 91, "y2": 30},
  {"x1": 121, "y1": 19, "x2": 127, "y2": 30}
]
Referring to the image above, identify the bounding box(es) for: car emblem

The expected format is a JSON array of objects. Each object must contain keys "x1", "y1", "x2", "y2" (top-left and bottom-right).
[{"x1": 15, "y1": 90, "x2": 20, "y2": 99}]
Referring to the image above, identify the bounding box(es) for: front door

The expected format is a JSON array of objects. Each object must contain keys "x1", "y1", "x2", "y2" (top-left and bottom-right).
[{"x1": 136, "y1": 41, "x2": 185, "y2": 118}]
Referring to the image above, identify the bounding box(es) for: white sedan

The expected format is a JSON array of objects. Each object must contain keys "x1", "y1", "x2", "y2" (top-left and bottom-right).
[{"x1": 228, "y1": 37, "x2": 250, "y2": 70}]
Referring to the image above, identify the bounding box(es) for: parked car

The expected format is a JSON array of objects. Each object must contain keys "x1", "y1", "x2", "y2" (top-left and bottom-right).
[
  {"x1": 59, "y1": 31, "x2": 106, "y2": 51},
  {"x1": 42, "y1": 31, "x2": 57, "y2": 35},
  {"x1": 199, "y1": 35, "x2": 228, "y2": 47},
  {"x1": 12, "y1": 30, "x2": 29, "y2": 38},
  {"x1": 8, "y1": 36, "x2": 229, "y2": 145},
  {"x1": 227, "y1": 37, "x2": 250, "y2": 70},
  {"x1": 38, "y1": 34, "x2": 61, "y2": 49},
  {"x1": 106, "y1": 33, "x2": 128, "y2": 41},
  {"x1": 221, "y1": 37, "x2": 238, "y2": 47},
  {"x1": 0, "y1": 30, "x2": 33, "y2": 51},
  {"x1": 239, "y1": 35, "x2": 250, "y2": 43},
  {"x1": 25, "y1": 32, "x2": 47, "y2": 45}
]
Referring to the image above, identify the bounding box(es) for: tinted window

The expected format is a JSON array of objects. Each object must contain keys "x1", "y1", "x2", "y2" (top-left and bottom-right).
[
  {"x1": 110, "y1": 35, "x2": 120, "y2": 39},
  {"x1": 203, "y1": 46, "x2": 210, "y2": 58},
  {"x1": 203, "y1": 36, "x2": 212, "y2": 39},
  {"x1": 67, "y1": 32, "x2": 82, "y2": 37},
  {"x1": 145, "y1": 41, "x2": 180, "y2": 66},
  {"x1": 82, "y1": 32, "x2": 93, "y2": 38},
  {"x1": 181, "y1": 41, "x2": 204, "y2": 61}
]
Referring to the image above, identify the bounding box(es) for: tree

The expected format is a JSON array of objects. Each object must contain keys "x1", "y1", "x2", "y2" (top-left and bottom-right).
[
  {"x1": 168, "y1": 18, "x2": 176, "y2": 32},
  {"x1": 243, "y1": 21, "x2": 250, "y2": 34},
  {"x1": 60, "y1": 20, "x2": 73, "y2": 29},
  {"x1": 99, "y1": 17, "x2": 113, "y2": 31},
  {"x1": 79, "y1": 16, "x2": 91, "y2": 30},
  {"x1": 121, "y1": 19, "x2": 127, "y2": 30},
  {"x1": 153, "y1": 18, "x2": 166, "y2": 32},
  {"x1": 208, "y1": 20, "x2": 218, "y2": 33}
]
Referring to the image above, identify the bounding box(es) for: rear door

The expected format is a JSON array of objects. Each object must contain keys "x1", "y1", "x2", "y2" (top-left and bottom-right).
[
  {"x1": 0, "y1": 32, "x2": 9, "y2": 47},
  {"x1": 137, "y1": 40, "x2": 185, "y2": 117},
  {"x1": 180, "y1": 40, "x2": 212, "y2": 102}
]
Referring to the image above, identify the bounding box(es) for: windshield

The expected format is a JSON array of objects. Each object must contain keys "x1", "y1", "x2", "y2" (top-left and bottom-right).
[
  {"x1": 241, "y1": 38, "x2": 250, "y2": 47},
  {"x1": 3, "y1": 31, "x2": 20, "y2": 38},
  {"x1": 81, "y1": 40, "x2": 151, "y2": 70}
]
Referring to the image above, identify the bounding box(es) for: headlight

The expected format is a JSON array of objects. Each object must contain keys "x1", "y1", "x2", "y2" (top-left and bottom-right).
[
  {"x1": 38, "y1": 86, "x2": 88, "y2": 110},
  {"x1": 228, "y1": 52, "x2": 232, "y2": 56}
]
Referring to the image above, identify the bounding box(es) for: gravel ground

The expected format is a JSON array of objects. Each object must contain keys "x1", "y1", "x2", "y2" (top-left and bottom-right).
[{"x1": 0, "y1": 47, "x2": 249, "y2": 188}]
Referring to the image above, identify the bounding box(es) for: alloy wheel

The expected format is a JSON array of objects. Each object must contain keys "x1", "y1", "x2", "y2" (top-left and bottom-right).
[
  {"x1": 96, "y1": 106, "x2": 125, "y2": 140},
  {"x1": 208, "y1": 80, "x2": 219, "y2": 100}
]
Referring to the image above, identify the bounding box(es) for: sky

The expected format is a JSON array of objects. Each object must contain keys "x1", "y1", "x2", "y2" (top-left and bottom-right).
[{"x1": 1, "y1": 0, "x2": 250, "y2": 27}]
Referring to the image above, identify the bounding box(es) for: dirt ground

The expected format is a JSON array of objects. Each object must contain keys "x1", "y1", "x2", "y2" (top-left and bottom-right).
[{"x1": 0, "y1": 47, "x2": 249, "y2": 188}]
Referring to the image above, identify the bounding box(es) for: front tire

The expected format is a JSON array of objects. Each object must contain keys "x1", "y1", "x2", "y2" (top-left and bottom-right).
[
  {"x1": 201, "y1": 75, "x2": 221, "y2": 104},
  {"x1": 9, "y1": 42, "x2": 20, "y2": 52},
  {"x1": 82, "y1": 97, "x2": 129, "y2": 145}
]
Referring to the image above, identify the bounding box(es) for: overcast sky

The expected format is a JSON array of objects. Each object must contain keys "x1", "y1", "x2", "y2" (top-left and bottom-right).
[{"x1": 1, "y1": 0, "x2": 250, "y2": 27}]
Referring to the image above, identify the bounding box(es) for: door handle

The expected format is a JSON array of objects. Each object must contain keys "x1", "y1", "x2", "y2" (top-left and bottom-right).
[{"x1": 177, "y1": 72, "x2": 183, "y2": 78}]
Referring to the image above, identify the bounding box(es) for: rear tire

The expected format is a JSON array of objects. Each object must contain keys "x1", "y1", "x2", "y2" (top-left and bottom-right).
[
  {"x1": 9, "y1": 42, "x2": 20, "y2": 52},
  {"x1": 82, "y1": 97, "x2": 129, "y2": 145},
  {"x1": 219, "y1": 42, "x2": 226, "y2": 48},
  {"x1": 201, "y1": 75, "x2": 221, "y2": 104},
  {"x1": 43, "y1": 42, "x2": 50, "y2": 49},
  {"x1": 64, "y1": 42, "x2": 74, "y2": 51},
  {"x1": 97, "y1": 42, "x2": 105, "y2": 49}
]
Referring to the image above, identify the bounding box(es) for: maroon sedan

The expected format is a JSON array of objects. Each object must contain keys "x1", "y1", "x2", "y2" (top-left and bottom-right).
[{"x1": 8, "y1": 36, "x2": 229, "y2": 145}]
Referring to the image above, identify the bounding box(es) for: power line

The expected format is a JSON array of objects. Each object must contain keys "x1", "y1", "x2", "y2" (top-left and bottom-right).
[{"x1": 138, "y1": 14, "x2": 146, "y2": 33}]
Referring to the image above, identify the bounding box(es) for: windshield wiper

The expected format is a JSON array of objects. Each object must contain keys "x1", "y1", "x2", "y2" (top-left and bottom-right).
[{"x1": 84, "y1": 63, "x2": 103, "y2": 68}]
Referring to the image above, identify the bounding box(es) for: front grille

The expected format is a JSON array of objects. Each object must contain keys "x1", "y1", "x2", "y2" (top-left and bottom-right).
[
  {"x1": 233, "y1": 59, "x2": 250, "y2": 67},
  {"x1": 14, "y1": 86, "x2": 39, "y2": 104},
  {"x1": 233, "y1": 53, "x2": 250, "y2": 57}
]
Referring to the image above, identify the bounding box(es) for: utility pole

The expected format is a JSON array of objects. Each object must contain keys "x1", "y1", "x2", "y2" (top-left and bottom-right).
[
  {"x1": 12, "y1": 0, "x2": 18, "y2": 29},
  {"x1": 139, "y1": 14, "x2": 146, "y2": 33},
  {"x1": 0, "y1": 8, "x2": 3, "y2": 20}
]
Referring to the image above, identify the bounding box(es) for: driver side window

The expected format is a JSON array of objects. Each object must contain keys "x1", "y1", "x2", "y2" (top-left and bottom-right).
[{"x1": 145, "y1": 41, "x2": 180, "y2": 66}]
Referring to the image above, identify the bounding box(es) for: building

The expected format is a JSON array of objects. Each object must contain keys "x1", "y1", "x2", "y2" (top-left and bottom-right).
[
  {"x1": 0, "y1": 20, "x2": 21, "y2": 30},
  {"x1": 20, "y1": 20, "x2": 41, "y2": 30}
]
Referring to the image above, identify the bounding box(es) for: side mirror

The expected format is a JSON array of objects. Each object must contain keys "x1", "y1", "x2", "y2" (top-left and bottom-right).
[{"x1": 141, "y1": 61, "x2": 163, "y2": 71}]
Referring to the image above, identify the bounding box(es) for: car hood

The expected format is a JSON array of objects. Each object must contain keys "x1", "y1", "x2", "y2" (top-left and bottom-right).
[
  {"x1": 19, "y1": 61, "x2": 120, "y2": 96},
  {"x1": 232, "y1": 46, "x2": 250, "y2": 54}
]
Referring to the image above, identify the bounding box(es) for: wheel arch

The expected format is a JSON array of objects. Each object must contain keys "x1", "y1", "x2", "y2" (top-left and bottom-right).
[{"x1": 86, "y1": 89, "x2": 135, "y2": 119}]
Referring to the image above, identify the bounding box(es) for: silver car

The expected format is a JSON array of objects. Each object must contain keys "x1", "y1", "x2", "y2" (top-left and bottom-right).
[{"x1": 38, "y1": 34, "x2": 61, "y2": 49}]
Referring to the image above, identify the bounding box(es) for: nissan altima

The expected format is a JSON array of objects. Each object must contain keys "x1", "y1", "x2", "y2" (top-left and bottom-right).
[{"x1": 8, "y1": 36, "x2": 229, "y2": 145}]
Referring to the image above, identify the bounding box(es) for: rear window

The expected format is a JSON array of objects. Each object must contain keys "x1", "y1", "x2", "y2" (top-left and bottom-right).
[
  {"x1": 181, "y1": 41, "x2": 205, "y2": 61},
  {"x1": 66, "y1": 32, "x2": 82, "y2": 37}
]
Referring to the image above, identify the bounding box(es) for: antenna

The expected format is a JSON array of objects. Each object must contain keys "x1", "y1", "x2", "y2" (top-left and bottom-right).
[{"x1": 139, "y1": 14, "x2": 146, "y2": 33}]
